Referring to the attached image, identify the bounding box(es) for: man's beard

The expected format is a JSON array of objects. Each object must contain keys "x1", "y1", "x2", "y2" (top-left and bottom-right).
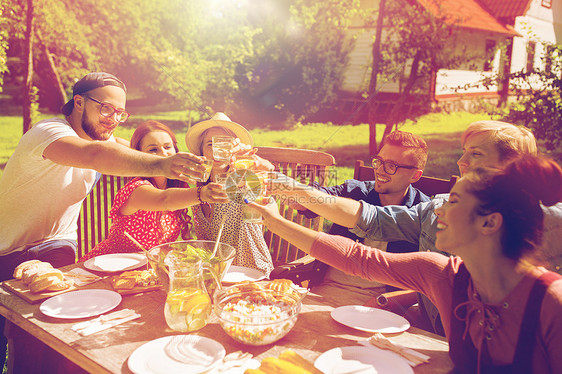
[{"x1": 81, "y1": 114, "x2": 113, "y2": 141}]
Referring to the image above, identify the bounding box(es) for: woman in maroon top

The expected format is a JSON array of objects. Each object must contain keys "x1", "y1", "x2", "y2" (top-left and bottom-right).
[{"x1": 251, "y1": 155, "x2": 562, "y2": 373}]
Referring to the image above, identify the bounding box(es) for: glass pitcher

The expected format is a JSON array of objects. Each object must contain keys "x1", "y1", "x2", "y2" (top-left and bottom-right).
[{"x1": 163, "y1": 250, "x2": 221, "y2": 332}]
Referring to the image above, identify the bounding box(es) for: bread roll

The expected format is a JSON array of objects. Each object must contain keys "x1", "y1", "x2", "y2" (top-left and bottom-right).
[
  {"x1": 21, "y1": 264, "x2": 55, "y2": 284},
  {"x1": 13, "y1": 260, "x2": 43, "y2": 279}
]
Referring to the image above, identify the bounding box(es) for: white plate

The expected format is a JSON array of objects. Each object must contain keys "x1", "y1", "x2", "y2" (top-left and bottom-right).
[
  {"x1": 128, "y1": 335, "x2": 225, "y2": 374},
  {"x1": 84, "y1": 253, "x2": 148, "y2": 273},
  {"x1": 222, "y1": 265, "x2": 266, "y2": 284},
  {"x1": 331, "y1": 305, "x2": 410, "y2": 333},
  {"x1": 315, "y1": 346, "x2": 413, "y2": 374},
  {"x1": 40, "y1": 289, "x2": 122, "y2": 319}
]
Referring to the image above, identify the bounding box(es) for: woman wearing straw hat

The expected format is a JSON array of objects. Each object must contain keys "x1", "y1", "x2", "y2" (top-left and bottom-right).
[{"x1": 185, "y1": 113, "x2": 275, "y2": 276}]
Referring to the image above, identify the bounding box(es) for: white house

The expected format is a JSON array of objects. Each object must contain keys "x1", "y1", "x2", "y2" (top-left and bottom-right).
[{"x1": 339, "y1": 0, "x2": 561, "y2": 119}]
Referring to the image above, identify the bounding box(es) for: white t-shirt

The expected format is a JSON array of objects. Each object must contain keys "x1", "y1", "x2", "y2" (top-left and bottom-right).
[{"x1": 0, "y1": 118, "x2": 100, "y2": 255}]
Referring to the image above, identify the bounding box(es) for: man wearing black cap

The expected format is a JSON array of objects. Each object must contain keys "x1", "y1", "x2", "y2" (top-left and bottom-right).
[
  {"x1": 0, "y1": 72, "x2": 205, "y2": 371},
  {"x1": 0, "y1": 71, "x2": 204, "y2": 276}
]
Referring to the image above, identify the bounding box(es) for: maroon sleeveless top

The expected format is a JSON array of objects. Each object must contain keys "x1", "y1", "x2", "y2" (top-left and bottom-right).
[{"x1": 449, "y1": 263, "x2": 560, "y2": 373}]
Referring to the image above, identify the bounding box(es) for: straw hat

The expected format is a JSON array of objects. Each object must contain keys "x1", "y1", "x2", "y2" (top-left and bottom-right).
[{"x1": 185, "y1": 112, "x2": 253, "y2": 155}]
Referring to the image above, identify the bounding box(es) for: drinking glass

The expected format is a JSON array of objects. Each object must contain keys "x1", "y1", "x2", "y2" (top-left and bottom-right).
[
  {"x1": 214, "y1": 172, "x2": 229, "y2": 187},
  {"x1": 242, "y1": 196, "x2": 270, "y2": 223},
  {"x1": 212, "y1": 136, "x2": 234, "y2": 162},
  {"x1": 191, "y1": 159, "x2": 213, "y2": 182}
]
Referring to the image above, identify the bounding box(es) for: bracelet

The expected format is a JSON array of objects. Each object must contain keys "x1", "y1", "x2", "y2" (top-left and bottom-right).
[{"x1": 197, "y1": 186, "x2": 204, "y2": 204}]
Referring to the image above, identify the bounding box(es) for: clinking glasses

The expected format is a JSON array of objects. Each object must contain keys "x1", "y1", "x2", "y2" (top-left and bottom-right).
[
  {"x1": 372, "y1": 156, "x2": 418, "y2": 175},
  {"x1": 84, "y1": 95, "x2": 130, "y2": 123}
]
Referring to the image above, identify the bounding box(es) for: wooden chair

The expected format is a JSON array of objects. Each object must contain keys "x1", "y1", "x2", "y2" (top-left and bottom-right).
[
  {"x1": 354, "y1": 160, "x2": 458, "y2": 196},
  {"x1": 76, "y1": 175, "x2": 128, "y2": 258},
  {"x1": 255, "y1": 146, "x2": 336, "y2": 265}
]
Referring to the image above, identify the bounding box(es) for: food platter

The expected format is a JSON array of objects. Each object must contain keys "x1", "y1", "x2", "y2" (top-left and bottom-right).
[{"x1": 222, "y1": 265, "x2": 267, "y2": 284}]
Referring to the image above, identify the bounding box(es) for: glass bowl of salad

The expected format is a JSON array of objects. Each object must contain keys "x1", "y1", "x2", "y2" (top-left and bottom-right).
[{"x1": 213, "y1": 280, "x2": 303, "y2": 346}]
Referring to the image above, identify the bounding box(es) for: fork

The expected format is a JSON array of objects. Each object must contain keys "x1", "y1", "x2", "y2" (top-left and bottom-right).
[
  {"x1": 71, "y1": 309, "x2": 136, "y2": 332},
  {"x1": 218, "y1": 351, "x2": 253, "y2": 372},
  {"x1": 368, "y1": 332, "x2": 429, "y2": 366}
]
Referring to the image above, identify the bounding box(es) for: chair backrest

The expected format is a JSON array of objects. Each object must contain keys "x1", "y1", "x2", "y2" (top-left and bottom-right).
[
  {"x1": 255, "y1": 146, "x2": 336, "y2": 265},
  {"x1": 76, "y1": 175, "x2": 128, "y2": 258},
  {"x1": 354, "y1": 160, "x2": 458, "y2": 196}
]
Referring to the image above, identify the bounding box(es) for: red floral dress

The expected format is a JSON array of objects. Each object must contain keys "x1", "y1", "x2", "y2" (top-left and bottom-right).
[{"x1": 79, "y1": 178, "x2": 188, "y2": 261}]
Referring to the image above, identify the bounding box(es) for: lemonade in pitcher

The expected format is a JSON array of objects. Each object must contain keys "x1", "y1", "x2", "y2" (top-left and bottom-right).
[
  {"x1": 164, "y1": 287, "x2": 212, "y2": 332},
  {"x1": 163, "y1": 249, "x2": 221, "y2": 332}
]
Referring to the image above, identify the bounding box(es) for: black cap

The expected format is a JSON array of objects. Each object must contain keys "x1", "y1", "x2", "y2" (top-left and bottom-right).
[{"x1": 60, "y1": 72, "x2": 126, "y2": 116}]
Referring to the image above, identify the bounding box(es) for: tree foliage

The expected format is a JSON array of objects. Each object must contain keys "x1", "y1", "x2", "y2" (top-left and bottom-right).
[
  {"x1": 201, "y1": 0, "x2": 359, "y2": 128},
  {"x1": 502, "y1": 44, "x2": 562, "y2": 162},
  {"x1": 365, "y1": 0, "x2": 472, "y2": 127},
  {"x1": 1, "y1": 0, "x2": 359, "y2": 129},
  {"x1": 0, "y1": 0, "x2": 11, "y2": 90}
]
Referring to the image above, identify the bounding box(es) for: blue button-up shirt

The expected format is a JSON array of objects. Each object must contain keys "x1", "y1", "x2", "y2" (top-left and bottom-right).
[
  {"x1": 350, "y1": 196, "x2": 562, "y2": 273},
  {"x1": 302, "y1": 179, "x2": 430, "y2": 253}
]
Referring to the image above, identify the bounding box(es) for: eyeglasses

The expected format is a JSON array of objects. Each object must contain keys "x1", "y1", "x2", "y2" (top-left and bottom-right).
[
  {"x1": 372, "y1": 156, "x2": 418, "y2": 175},
  {"x1": 84, "y1": 95, "x2": 130, "y2": 123}
]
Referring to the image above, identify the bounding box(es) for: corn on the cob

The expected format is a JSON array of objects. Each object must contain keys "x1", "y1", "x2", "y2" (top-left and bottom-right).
[
  {"x1": 259, "y1": 356, "x2": 312, "y2": 374},
  {"x1": 244, "y1": 369, "x2": 267, "y2": 374},
  {"x1": 279, "y1": 349, "x2": 322, "y2": 374}
]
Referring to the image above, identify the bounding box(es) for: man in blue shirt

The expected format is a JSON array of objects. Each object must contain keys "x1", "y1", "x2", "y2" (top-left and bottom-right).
[{"x1": 274, "y1": 131, "x2": 430, "y2": 293}]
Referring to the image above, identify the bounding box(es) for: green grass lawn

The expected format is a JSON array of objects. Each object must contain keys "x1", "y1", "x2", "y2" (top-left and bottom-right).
[{"x1": 1, "y1": 111, "x2": 494, "y2": 182}]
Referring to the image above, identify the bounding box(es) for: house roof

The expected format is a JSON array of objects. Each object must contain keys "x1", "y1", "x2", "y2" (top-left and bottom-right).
[
  {"x1": 415, "y1": 0, "x2": 519, "y2": 37},
  {"x1": 478, "y1": 0, "x2": 532, "y2": 19}
]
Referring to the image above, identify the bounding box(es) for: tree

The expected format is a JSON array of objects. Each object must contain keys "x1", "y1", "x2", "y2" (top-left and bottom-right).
[
  {"x1": 365, "y1": 0, "x2": 470, "y2": 153},
  {"x1": 3, "y1": 0, "x2": 208, "y2": 124},
  {"x1": 22, "y1": 0, "x2": 34, "y2": 132},
  {"x1": 502, "y1": 44, "x2": 562, "y2": 162},
  {"x1": 0, "y1": 0, "x2": 10, "y2": 90},
  {"x1": 229, "y1": 0, "x2": 359, "y2": 128}
]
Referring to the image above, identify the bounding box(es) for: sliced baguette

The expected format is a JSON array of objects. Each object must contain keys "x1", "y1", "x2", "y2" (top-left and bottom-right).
[
  {"x1": 29, "y1": 275, "x2": 64, "y2": 293},
  {"x1": 23, "y1": 268, "x2": 63, "y2": 286}
]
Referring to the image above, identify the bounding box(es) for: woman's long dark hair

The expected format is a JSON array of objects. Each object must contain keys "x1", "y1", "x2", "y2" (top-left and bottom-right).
[
  {"x1": 466, "y1": 155, "x2": 562, "y2": 260},
  {"x1": 130, "y1": 120, "x2": 192, "y2": 239}
]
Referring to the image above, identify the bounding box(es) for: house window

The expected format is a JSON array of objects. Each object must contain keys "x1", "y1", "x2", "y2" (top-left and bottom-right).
[
  {"x1": 484, "y1": 40, "x2": 496, "y2": 71},
  {"x1": 527, "y1": 41, "x2": 536, "y2": 72},
  {"x1": 541, "y1": 0, "x2": 552, "y2": 9}
]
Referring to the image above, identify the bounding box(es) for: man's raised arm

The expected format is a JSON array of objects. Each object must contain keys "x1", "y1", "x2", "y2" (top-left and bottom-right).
[{"x1": 43, "y1": 136, "x2": 205, "y2": 182}]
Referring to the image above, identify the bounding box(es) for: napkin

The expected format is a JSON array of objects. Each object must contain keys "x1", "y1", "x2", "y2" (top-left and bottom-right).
[
  {"x1": 71, "y1": 309, "x2": 140, "y2": 336},
  {"x1": 359, "y1": 332, "x2": 430, "y2": 367},
  {"x1": 64, "y1": 268, "x2": 102, "y2": 286},
  {"x1": 204, "y1": 351, "x2": 258, "y2": 374}
]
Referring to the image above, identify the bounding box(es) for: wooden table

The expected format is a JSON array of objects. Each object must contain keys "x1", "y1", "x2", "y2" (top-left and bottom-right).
[{"x1": 0, "y1": 264, "x2": 453, "y2": 373}]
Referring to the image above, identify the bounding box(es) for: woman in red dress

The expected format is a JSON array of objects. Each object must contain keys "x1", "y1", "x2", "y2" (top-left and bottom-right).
[{"x1": 80, "y1": 120, "x2": 228, "y2": 260}]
